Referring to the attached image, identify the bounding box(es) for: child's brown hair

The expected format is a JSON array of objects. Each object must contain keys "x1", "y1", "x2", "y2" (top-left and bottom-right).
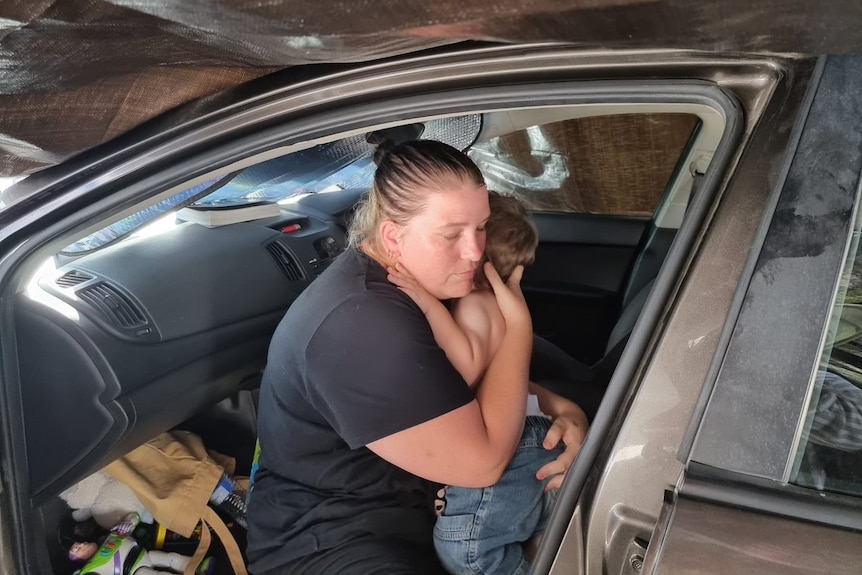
[{"x1": 474, "y1": 192, "x2": 538, "y2": 290}]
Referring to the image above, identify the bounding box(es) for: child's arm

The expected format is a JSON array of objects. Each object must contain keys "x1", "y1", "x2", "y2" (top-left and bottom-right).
[{"x1": 388, "y1": 263, "x2": 490, "y2": 387}]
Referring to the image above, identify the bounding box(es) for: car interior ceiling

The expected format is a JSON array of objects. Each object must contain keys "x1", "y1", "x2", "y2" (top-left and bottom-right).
[{"x1": 9, "y1": 107, "x2": 708, "y2": 573}]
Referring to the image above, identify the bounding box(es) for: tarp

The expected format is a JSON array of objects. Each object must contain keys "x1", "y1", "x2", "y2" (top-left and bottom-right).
[{"x1": 2, "y1": 0, "x2": 862, "y2": 177}]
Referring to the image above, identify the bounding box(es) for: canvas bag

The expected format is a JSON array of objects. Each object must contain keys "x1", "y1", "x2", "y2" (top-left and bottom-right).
[{"x1": 104, "y1": 430, "x2": 248, "y2": 575}]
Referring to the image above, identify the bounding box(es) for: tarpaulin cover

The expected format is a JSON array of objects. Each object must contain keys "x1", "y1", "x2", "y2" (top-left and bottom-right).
[{"x1": 2, "y1": 0, "x2": 862, "y2": 177}]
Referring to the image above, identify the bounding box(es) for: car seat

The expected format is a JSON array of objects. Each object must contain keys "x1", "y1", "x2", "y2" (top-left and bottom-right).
[{"x1": 532, "y1": 278, "x2": 655, "y2": 421}]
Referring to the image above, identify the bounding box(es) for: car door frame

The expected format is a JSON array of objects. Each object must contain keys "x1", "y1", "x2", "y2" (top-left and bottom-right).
[
  {"x1": 536, "y1": 56, "x2": 823, "y2": 574},
  {"x1": 553, "y1": 55, "x2": 862, "y2": 575},
  {"x1": 662, "y1": 54, "x2": 862, "y2": 573},
  {"x1": 0, "y1": 46, "x2": 791, "y2": 575}
]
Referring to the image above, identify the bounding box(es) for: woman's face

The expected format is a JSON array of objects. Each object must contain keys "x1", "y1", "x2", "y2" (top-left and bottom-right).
[{"x1": 394, "y1": 181, "x2": 490, "y2": 300}]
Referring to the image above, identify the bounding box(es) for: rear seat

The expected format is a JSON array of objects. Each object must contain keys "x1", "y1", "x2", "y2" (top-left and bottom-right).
[{"x1": 532, "y1": 279, "x2": 655, "y2": 420}]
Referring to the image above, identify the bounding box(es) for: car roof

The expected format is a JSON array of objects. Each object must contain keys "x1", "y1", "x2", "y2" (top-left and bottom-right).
[{"x1": 2, "y1": 1, "x2": 862, "y2": 179}]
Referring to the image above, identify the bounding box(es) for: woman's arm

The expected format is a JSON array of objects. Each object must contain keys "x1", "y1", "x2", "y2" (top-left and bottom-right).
[
  {"x1": 369, "y1": 263, "x2": 532, "y2": 487},
  {"x1": 529, "y1": 383, "x2": 589, "y2": 424}
]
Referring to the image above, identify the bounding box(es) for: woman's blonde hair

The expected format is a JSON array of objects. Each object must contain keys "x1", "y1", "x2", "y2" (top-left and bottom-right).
[{"x1": 348, "y1": 140, "x2": 485, "y2": 257}]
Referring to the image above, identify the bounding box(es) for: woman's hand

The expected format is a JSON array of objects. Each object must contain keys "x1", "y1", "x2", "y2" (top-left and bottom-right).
[
  {"x1": 387, "y1": 262, "x2": 436, "y2": 314},
  {"x1": 535, "y1": 412, "x2": 588, "y2": 491},
  {"x1": 483, "y1": 262, "x2": 531, "y2": 331},
  {"x1": 531, "y1": 384, "x2": 589, "y2": 491}
]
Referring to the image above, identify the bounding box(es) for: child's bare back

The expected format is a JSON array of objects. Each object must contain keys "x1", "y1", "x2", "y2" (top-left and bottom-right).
[{"x1": 449, "y1": 289, "x2": 507, "y2": 387}]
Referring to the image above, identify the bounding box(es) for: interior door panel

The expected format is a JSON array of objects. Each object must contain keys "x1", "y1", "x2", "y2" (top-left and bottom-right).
[{"x1": 525, "y1": 213, "x2": 649, "y2": 364}]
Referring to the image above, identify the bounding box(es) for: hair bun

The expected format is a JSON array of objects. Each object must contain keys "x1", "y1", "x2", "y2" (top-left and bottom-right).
[{"x1": 370, "y1": 138, "x2": 396, "y2": 166}]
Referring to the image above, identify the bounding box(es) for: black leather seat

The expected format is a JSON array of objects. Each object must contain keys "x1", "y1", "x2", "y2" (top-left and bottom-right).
[{"x1": 532, "y1": 279, "x2": 655, "y2": 420}]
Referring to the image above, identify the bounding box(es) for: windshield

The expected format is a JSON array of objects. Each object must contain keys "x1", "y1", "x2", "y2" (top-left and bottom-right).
[{"x1": 61, "y1": 115, "x2": 481, "y2": 254}]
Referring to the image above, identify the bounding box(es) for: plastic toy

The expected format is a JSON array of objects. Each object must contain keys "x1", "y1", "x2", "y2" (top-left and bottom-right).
[{"x1": 70, "y1": 512, "x2": 213, "y2": 575}]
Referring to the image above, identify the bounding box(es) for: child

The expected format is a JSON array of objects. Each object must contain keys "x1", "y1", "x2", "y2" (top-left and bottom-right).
[{"x1": 388, "y1": 191, "x2": 566, "y2": 575}]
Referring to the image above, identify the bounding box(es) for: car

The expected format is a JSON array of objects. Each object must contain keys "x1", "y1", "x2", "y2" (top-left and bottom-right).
[{"x1": 2, "y1": 43, "x2": 862, "y2": 574}]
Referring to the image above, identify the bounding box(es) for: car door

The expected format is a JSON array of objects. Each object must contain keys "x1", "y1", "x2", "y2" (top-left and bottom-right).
[
  {"x1": 535, "y1": 55, "x2": 862, "y2": 575},
  {"x1": 655, "y1": 54, "x2": 862, "y2": 573}
]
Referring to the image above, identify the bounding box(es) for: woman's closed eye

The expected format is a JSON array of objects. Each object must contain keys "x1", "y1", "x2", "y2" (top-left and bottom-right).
[{"x1": 443, "y1": 225, "x2": 485, "y2": 241}]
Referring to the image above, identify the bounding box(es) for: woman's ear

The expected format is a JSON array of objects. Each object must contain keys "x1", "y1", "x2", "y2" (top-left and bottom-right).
[{"x1": 379, "y1": 219, "x2": 402, "y2": 259}]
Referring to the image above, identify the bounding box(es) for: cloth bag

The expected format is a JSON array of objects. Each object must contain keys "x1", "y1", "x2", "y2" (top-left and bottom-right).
[{"x1": 104, "y1": 430, "x2": 248, "y2": 575}]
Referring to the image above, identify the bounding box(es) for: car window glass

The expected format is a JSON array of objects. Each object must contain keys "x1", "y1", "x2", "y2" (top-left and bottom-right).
[
  {"x1": 793, "y1": 211, "x2": 862, "y2": 496},
  {"x1": 61, "y1": 115, "x2": 481, "y2": 254},
  {"x1": 470, "y1": 113, "x2": 700, "y2": 215},
  {"x1": 60, "y1": 176, "x2": 228, "y2": 254},
  {"x1": 59, "y1": 112, "x2": 702, "y2": 254}
]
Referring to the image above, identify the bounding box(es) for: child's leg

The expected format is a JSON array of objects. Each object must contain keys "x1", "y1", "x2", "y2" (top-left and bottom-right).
[
  {"x1": 523, "y1": 487, "x2": 559, "y2": 561},
  {"x1": 523, "y1": 536, "x2": 542, "y2": 562},
  {"x1": 433, "y1": 417, "x2": 563, "y2": 575}
]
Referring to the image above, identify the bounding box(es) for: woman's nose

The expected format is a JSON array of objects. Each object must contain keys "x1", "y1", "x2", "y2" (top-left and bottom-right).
[{"x1": 461, "y1": 231, "x2": 485, "y2": 261}]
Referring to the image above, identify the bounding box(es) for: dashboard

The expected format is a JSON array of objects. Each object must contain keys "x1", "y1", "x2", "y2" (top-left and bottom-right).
[{"x1": 15, "y1": 197, "x2": 352, "y2": 504}]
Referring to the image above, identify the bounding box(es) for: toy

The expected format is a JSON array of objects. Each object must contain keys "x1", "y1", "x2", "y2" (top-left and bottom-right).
[
  {"x1": 70, "y1": 512, "x2": 214, "y2": 575},
  {"x1": 60, "y1": 471, "x2": 153, "y2": 531}
]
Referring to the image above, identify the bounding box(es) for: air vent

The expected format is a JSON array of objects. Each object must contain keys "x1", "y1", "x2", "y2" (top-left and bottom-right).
[
  {"x1": 267, "y1": 241, "x2": 305, "y2": 282},
  {"x1": 55, "y1": 269, "x2": 93, "y2": 288},
  {"x1": 77, "y1": 282, "x2": 147, "y2": 328}
]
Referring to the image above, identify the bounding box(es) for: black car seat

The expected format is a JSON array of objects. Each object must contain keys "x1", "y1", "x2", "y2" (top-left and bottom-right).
[
  {"x1": 530, "y1": 190, "x2": 683, "y2": 419},
  {"x1": 531, "y1": 278, "x2": 655, "y2": 420}
]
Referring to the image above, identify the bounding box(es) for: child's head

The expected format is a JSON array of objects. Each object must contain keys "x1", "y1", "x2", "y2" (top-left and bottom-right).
[{"x1": 474, "y1": 192, "x2": 538, "y2": 290}]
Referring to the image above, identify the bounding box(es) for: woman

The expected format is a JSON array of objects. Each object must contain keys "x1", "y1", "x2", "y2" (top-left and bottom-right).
[{"x1": 246, "y1": 140, "x2": 587, "y2": 574}]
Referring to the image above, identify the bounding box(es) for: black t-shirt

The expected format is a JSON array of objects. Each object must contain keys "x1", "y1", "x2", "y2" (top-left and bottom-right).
[{"x1": 246, "y1": 249, "x2": 474, "y2": 573}]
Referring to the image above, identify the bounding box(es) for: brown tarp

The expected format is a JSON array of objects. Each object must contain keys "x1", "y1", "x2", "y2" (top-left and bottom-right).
[{"x1": 3, "y1": 0, "x2": 862, "y2": 177}]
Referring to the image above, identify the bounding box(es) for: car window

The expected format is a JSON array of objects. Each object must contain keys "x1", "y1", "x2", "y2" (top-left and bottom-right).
[
  {"x1": 470, "y1": 113, "x2": 700, "y2": 215},
  {"x1": 793, "y1": 210, "x2": 862, "y2": 496},
  {"x1": 61, "y1": 115, "x2": 481, "y2": 254},
  {"x1": 61, "y1": 112, "x2": 702, "y2": 254},
  {"x1": 61, "y1": 176, "x2": 228, "y2": 253}
]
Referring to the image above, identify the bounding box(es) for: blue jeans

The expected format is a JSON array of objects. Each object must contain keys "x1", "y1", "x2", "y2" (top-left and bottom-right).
[{"x1": 433, "y1": 416, "x2": 563, "y2": 575}]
